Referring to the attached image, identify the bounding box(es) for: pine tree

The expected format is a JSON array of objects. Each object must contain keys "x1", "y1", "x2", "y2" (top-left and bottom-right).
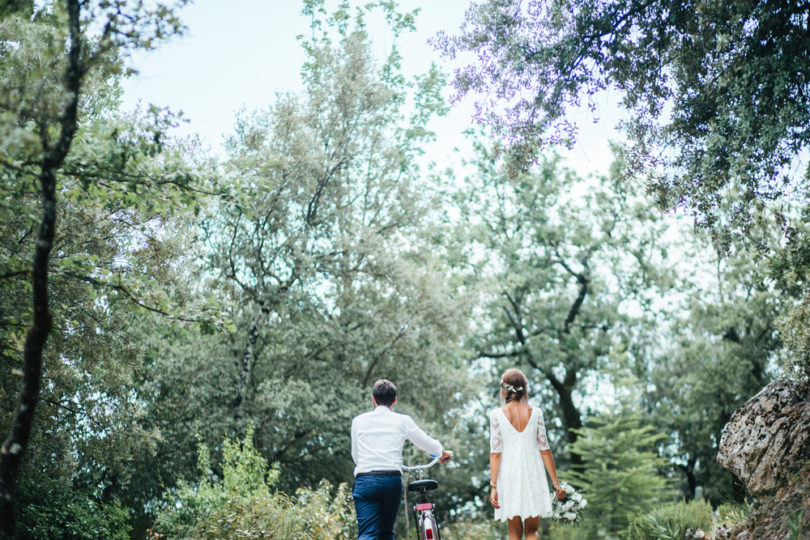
[{"x1": 570, "y1": 409, "x2": 672, "y2": 537}]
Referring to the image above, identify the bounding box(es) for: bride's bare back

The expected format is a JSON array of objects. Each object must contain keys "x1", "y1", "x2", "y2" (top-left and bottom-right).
[{"x1": 502, "y1": 402, "x2": 532, "y2": 433}]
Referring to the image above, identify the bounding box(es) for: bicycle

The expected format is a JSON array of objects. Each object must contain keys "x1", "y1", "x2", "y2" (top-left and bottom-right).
[{"x1": 401, "y1": 455, "x2": 451, "y2": 540}]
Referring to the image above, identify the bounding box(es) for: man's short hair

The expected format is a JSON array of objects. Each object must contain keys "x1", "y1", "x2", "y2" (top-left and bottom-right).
[{"x1": 372, "y1": 379, "x2": 397, "y2": 406}]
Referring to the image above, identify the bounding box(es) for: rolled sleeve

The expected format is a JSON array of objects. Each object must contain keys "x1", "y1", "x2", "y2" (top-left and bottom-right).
[{"x1": 403, "y1": 416, "x2": 443, "y2": 458}]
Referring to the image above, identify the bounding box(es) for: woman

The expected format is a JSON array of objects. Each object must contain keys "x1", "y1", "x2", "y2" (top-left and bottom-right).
[{"x1": 489, "y1": 368, "x2": 565, "y2": 540}]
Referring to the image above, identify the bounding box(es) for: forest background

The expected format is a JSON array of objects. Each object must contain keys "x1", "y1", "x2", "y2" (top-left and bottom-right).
[{"x1": 1, "y1": 0, "x2": 808, "y2": 539}]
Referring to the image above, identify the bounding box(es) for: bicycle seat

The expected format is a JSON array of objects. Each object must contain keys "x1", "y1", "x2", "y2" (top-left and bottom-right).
[{"x1": 408, "y1": 479, "x2": 438, "y2": 492}]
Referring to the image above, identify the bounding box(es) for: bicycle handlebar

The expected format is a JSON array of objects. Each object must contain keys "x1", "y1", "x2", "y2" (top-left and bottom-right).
[
  {"x1": 401, "y1": 458, "x2": 441, "y2": 471},
  {"x1": 401, "y1": 451, "x2": 453, "y2": 471}
]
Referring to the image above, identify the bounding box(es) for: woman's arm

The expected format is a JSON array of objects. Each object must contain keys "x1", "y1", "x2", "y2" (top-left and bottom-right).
[
  {"x1": 489, "y1": 452, "x2": 501, "y2": 509},
  {"x1": 541, "y1": 449, "x2": 566, "y2": 499}
]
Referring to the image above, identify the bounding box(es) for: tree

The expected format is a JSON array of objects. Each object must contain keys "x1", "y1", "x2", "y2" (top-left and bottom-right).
[
  {"x1": 436, "y1": 0, "x2": 810, "y2": 375},
  {"x1": 0, "y1": 1, "x2": 205, "y2": 536},
  {"x1": 569, "y1": 409, "x2": 671, "y2": 537},
  {"x1": 136, "y1": 0, "x2": 472, "y2": 501},
  {"x1": 457, "y1": 141, "x2": 673, "y2": 469},
  {"x1": 436, "y1": 0, "x2": 810, "y2": 231},
  {"x1": 644, "y1": 232, "x2": 784, "y2": 503}
]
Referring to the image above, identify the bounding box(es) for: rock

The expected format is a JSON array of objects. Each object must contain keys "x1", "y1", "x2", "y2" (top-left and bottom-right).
[
  {"x1": 716, "y1": 378, "x2": 810, "y2": 494},
  {"x1": 717, "y1": 377, "x2": 810, "y2": 540},
  {"x1": 714, "y1": 523, "x2": 731, "y2": 539}
]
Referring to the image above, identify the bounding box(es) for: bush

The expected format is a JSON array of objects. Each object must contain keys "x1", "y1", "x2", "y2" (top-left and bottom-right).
[
  {"x1": 151, "y1": 428, "x2": 356, "y2": 539},
  {"x1": 625, "y1": 499, "x2": 715, "y2": 540},
  {"x1": 715, "y1": 502, "x2": 749, "y2": 529},
  {"x1": 442, "y1": 518, "x2": 590, "y2": 540},
  {"x1": 17, "y1": 477, "x2": 131, "y2": 540},
  {"x1": 442, "y1": 519, "x2": 503, "y2": 539}
]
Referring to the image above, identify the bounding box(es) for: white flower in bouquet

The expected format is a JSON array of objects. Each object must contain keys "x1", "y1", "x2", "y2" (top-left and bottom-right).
[{"x1": 550, "y1": 481, "x2": 587, "y2": 525}]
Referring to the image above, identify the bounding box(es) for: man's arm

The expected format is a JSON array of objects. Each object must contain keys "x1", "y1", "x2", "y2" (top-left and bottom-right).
[{"x1": 403, "y1": 416, "x2": 447, "y2": 460}]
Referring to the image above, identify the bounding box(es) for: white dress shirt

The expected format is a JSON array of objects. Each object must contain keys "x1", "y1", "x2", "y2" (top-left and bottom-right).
[{"x1": 351, "y1": 405, "x2": 443, "y2": 476}]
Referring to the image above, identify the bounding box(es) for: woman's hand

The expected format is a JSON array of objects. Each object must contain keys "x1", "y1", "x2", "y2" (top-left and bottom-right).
[
  {"x1": 490, "y1": 486, "x2": 500, "y2": 509},
  {"x1": 553, "y1": 482, "x2": 566, "y2": 501}
]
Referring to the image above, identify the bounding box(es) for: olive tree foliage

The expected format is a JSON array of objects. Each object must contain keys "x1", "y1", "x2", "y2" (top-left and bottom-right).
[
  {"x1": 456, "y1": 141, "x2": 674, "y2": 470},
  {"x1": 0, "y1": 1, "x2": 212, "y2": 536},
  {"x1": 435, "y1": 1, "x2": 810, "y2": 374},
  {"x1": 139, "y1": 0, "x2": 471, "y2": 496},
  {"x1": 435, "y1": 0, "x2": 810, "y2": 231}
]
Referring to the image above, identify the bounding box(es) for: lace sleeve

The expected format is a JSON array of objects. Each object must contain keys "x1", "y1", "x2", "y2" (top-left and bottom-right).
[
  {"x1": 537, "y1": 410, "x2": 550, "y2": 451},
  {"x1": 489, "y1": 411, "x2": 503, "y2": 453}
]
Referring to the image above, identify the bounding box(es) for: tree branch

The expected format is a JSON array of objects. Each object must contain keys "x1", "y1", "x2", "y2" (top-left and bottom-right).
[{"x1": 59, "y1": 271, "x2": 204, "y2": 323}]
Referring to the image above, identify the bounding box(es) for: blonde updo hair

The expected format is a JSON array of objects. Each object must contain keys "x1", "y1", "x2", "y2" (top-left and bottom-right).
[{"x1": 499, "y1": 368, "x2": 529, "y2": 403}]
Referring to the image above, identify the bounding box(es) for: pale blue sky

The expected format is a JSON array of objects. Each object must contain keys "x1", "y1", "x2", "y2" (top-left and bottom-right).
[{"x1": 120, "y1": 0, "x2": 623, "y2": 177}]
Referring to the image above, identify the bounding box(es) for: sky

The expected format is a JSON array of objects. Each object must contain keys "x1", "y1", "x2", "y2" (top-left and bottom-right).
[{"x1": 119, "y1": 0, "x2": 625, "y2": 179}]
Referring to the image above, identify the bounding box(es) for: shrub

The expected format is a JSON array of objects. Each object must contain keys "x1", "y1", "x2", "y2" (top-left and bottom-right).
[
  {"x1": 152, "y1": 428, "x2": 356, "y2": 539},
  {"x1": 17, "y1": 476, "x2": 131, "y2": 540},
  {"x1": 715, "y1": 502, "x2": 749, "y2": 528},
  {"x1": 293, "y1": 480, "x2": 356, "y2": 539},
  {"x1": 442, "y1": 518, "x2": 590, "y2": 540},
  {"x1": 625, "y1": 499, "x2": 714, "y2": 540},
  {"x1": 442, "y1": 519, "x2": 503, "y2": 539}
]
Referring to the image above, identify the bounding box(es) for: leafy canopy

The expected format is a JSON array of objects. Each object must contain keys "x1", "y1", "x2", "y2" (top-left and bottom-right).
[{"x1": 436, "y1": 0, "x2": 810, "y2": 237}]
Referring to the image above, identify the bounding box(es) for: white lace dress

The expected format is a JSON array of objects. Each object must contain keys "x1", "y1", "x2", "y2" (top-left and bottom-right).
[{"x1": 490, "y1": 407, "x2": 553, "y2": 521}]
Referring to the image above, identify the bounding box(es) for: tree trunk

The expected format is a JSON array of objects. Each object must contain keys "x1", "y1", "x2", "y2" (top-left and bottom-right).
[
  {"x1": 234, "y1": 307, "x2": 267, "y2": 422},
  {"x1": 234, "y1": 296, "x2": 279, "y2": 422},
  {"x1": 682, "y1": 458, "x2": 697, "y2": 500},
  {"x1": 0, "y1": 2, "x2": 81, "y2": 536},
  {"x1": 0, "y1": 168, "x2": 57, "y2": 540},
  {"x1": 553, "y1": 377, "x2": 584, "y2": 471}
]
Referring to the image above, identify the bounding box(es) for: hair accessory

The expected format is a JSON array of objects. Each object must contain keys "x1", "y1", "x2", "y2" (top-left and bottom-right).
[{"x1": 501, "y1": 382, "x2": 524, "y2": 393}]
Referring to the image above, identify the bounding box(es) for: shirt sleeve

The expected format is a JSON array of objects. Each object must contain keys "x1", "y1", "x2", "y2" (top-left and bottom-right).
[
  {"x1": 403, "y1": 415, "x2": 443, "y2": 458},
  {"x1": 490, "y1": 411, "x2": 503, "y2": 453},
  {"x1": 350, "y1": 418, "x2": 358, "y2": 464},
  {"x1": 537, "y1": 410, "x2": 550, "y2": 451}
]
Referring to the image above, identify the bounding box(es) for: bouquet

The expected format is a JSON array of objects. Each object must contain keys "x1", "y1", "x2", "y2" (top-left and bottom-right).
[{"x1": 550, "y1": 481, "x2": 587, "y2": 524}]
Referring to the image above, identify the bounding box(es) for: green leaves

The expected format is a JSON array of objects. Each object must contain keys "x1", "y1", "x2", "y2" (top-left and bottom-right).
[{"x1": 153, "y1": 429, "x2": 356, "y2": 539}]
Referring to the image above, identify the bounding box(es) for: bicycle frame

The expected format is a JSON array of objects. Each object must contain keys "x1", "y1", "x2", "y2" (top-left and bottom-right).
[{"x1": 402, "y1": 458, "x2": 443, "y2": 540}]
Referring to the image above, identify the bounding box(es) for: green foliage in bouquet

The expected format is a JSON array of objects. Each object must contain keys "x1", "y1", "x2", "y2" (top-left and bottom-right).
[{"x1": 152, "y1": 427, "x2": 356, "y2": 539}]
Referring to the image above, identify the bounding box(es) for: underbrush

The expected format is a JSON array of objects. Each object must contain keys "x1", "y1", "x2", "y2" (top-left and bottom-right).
[{"x1": 150, "y1": 428, "x2": 356, "y2": 539}]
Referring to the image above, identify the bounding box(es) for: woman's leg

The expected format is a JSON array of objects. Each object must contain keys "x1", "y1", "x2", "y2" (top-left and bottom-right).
[
  {"x1": 524, "y1": 516, "x2": 540, "y2": 540},
  {"x1": 507, "y1": 517, "x2": 523, "y2": 540}
]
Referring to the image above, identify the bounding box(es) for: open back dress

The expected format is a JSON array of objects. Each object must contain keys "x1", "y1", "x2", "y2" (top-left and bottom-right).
[{"x1": 489, "y1": 407, "x2": 553, "y2": 521}]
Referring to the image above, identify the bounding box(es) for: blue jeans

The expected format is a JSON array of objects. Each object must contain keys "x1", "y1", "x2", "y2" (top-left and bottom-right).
[{"x1": 353, "y1": 473, "x2": 402, "y2": 540}]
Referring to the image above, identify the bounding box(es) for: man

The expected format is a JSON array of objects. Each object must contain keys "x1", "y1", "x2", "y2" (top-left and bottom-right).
[{"x1": 351, "y1": 379, "x2": 452, "y2": 539}]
